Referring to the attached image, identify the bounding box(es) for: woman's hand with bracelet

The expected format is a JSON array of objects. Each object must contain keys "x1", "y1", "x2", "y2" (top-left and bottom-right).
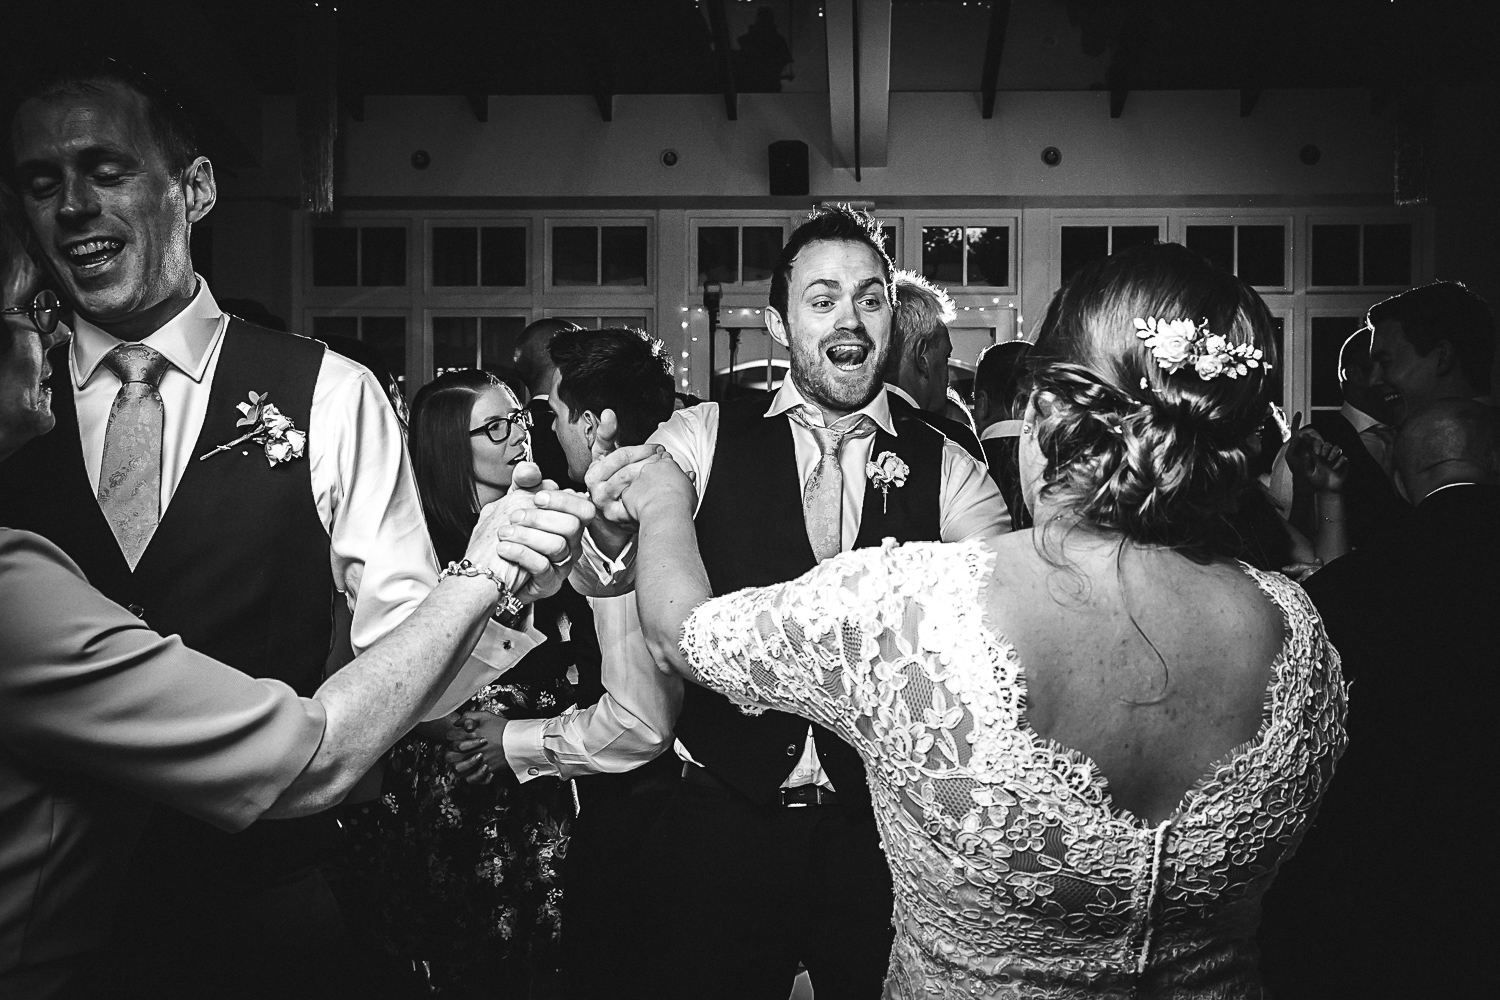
[
  {"x1": 442, "y1": 710, "x2": 508, "y2": 785},
  {"x1": 463, "y1": 461, "x2": 597, "y2": 605}
]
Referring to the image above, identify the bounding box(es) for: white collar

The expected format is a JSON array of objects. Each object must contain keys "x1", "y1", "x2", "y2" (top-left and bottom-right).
[
  {"x1": 1420, "y1": 481, "x2": 1481, "y2": 504},
  {"x1": 981, "y1": 419, "x2": 1024, "y2": 441},
  {"x1": 766, "y1": 377, "x2": 896, "y2": 435},
  {"x1": 883, "y1": 382, "x2": 919, "y2": 409},
  {"x1": 1340, "y1": 402, "x2": 1385, "y2": 436},
  {"x1": 70, "y1": 276, "x2": 225, "y2": 389}
]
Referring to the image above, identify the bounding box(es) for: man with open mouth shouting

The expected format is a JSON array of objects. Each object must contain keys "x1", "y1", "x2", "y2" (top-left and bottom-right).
[
  {"x1": 2, "y1": 58, "x2": 566, "y2": 1000},
  {"x1": 573, "y1": 205, "x2": 1011, "y2": 1000}
]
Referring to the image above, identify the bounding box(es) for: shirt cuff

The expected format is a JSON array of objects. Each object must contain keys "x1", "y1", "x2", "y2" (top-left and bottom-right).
[
  {"x1": 419, "y1": 611, "x2": 544, "y2": 722},
  {"x1": 501, "y1": 717, "x2": 557, "y2": 782}
]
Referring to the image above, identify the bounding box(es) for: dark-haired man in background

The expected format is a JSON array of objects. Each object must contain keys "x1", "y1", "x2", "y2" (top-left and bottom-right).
[
  {"x1": 2, "y1": 64, "x2": 549, "y2": 999},
  {"x1": 1261, "y1": 397, "x2": 1500, "y2": 998},
  {"x1": 514, "y1": 316, "x2": 585, "y2": 486},
  {"x1": 510, "y1": 326, "x2": 683, "y2": 1000},
  {"x1": 1368, "y1": 279, "x2": 1497, "y2": 422},
  {"x1": 579, "y1": 206, "x2": 1009, "y2": 999},
  {"x1": 972, "y1": 339, "x2": 1033, "y2": 529}
]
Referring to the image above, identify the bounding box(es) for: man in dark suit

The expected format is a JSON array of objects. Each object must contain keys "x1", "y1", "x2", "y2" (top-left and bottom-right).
[
  {"x1": 514, "y1": 318, "x2": 586, "y2": 487},
  {"x1": 884, "y1": 270, "x2": 989, "y2": 464},
  {"x1": 1291, "y1": 328, "x2": 1409, "y2": 548},
  {"x1": 1259, "y1": 397, "x2": 1500, "y2": 998},
  {"x1": 972, "y1": 340, "x2": 1032, "y2": 529}
]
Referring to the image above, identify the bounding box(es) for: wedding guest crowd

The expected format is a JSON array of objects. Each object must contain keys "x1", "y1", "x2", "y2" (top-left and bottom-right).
[{"x1": 2, "y1": 49, "x2": 1497, "y2": 1000}]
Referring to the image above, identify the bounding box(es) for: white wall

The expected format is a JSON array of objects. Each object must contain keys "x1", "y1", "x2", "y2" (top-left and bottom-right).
[{"x1": 223, "y1": 88, "x2": 1392, "y2": 203}]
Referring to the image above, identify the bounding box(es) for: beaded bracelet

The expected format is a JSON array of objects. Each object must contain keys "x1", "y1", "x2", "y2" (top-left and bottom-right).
[{"x1": 438, "y1": 558, "x2": 526, "y2": 628}]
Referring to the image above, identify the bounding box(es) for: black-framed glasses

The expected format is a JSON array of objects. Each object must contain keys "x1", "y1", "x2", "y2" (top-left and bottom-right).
[
  {"x1": 1, "y1": 289, "x2": 61, "y2": 337},
  {"x1": 468, "y1": 407, "x2": 533, "y2": 444}
]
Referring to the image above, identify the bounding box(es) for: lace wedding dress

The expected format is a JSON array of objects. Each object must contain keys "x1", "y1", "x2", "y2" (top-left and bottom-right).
[{"x1": 680, "y1": 540, "x2": 1346, "y2": 999}]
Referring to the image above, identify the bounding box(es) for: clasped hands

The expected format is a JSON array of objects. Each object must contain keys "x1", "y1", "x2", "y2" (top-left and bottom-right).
[{"x1": 462, "y1": 460, "x2": 596, "y2": 604}]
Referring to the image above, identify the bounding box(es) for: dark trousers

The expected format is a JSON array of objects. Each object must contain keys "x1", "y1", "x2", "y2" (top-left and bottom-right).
[
  {"x1": 636, "y1": 770, "x2": 895, "y2": 1000},
  {"x1": 108, "y1": 814, "x2": 360, "y2": 1000},
  {"x1": 562, "y1": 752, "x2": 681, "y2": 1000}
]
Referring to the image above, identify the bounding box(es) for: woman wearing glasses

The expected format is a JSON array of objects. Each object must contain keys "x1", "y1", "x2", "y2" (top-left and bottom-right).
[{"x1": 341, "y1": 368, "x2": 572, "y2": 995}]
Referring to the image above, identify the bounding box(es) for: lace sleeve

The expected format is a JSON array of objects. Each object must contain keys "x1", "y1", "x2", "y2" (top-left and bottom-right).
[{"x1": 679, "y1": 540, "x2": 994, "y2": 754}]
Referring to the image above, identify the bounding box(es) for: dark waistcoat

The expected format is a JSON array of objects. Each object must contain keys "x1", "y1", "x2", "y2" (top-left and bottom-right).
[
  {"x1": 681, "y1": 394, "x2": 944, "y2": 808},
  {"x1": 1, "y1": 320, "x2": 333, "y2": 694},
  {"x1": 0, "y1": 321, "x2": 336, "y2": 887}
]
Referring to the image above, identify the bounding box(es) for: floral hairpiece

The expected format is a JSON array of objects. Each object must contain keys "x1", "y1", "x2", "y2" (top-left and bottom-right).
[{"x1": 1134, "y1": 317, "x2": 1269, "y2": 385}]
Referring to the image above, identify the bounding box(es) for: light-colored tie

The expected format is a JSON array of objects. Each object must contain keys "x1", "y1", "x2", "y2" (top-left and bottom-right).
[
  {"x1": 790, "y1": 410, "x2": 876, "y2": 562},
  {"x1": 97, "y1": 343, "x2": 172, "y2": 569}
]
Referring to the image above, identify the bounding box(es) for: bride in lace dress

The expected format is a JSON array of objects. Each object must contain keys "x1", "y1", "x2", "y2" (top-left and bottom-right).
[{"x1": 623, "y1": 242, "x2": 1346, "y2": 998}]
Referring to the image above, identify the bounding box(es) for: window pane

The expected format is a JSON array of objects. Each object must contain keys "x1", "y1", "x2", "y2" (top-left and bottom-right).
[
  {"x1": 698, "y1": 227, "x2": 738, "y2": 286},
  {"x1": 431, "y1": 227, "x2": 478, "y2": 287},
  {"x1": 433, "y1": 316, "x2": 479, "y2": 374},
  {"x1": 311, "y1": 227, "x2": 358, "y2": 286},
  {"x1": 921, "y1": 227, "x2": 963, "y2": 285},
  {"x1": 360, "y1": 228, "x2": 406, "y2": 286},
  {"x1": 880, "y1": 225, "x2": 898, "y2": 261},
  {"x1": 742, "y1": 227, "x2": 783, "y2": 284},
  {"x1": 1185, "y1": 225, "x2": 1234, "y2": 273},
  {"x1": 480, "y1": 316, "x2": 528, "y2": 368},
  {"x1": 1311, "y1": 225, "x2": 1360, "y2": 286},
  {"x1": 1237, "y1": 226, "x2": 1285, "y2": 287},
  {"x1": 601, "y1": 226, "x2": 648, "y2": 286},
  {"x1": 1110, "y1": 226, "x2": 1158, "y2": 255},
  {"x1": 1362, "y1": 224, "x2": 1412, "y2": 286},
  {"x1": 361, "y1": 317, "x2": 408, "y2": 388},
  {"x1": 1311, "y1": 316, "x2": 1362, "y2": 407},
  {"x1": 312, "y1": 315, "x2": 358, "y2": 339},
  {"x1": 1060, "y1": 226, "x2": 1108, "y2": 285},
  {"x1": 553, "y1": 227, "x2": 598, "y2": 286},
  {"x1": 965, "y1": 226, "x2": 1010, "y2": 286},
  {"x1": 481, "y1": 227, "x2": 527, "y2": 286}
]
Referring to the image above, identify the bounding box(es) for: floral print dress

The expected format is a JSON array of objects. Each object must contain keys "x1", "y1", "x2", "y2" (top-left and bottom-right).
[{"x1": 339, "y1": 674, "x2": 574, "y2": 991}]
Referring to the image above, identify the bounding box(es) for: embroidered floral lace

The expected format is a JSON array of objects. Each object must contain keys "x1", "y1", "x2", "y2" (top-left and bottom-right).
[{"x1": 680, "y1": 540, "x2": 1347, "y2": 999}]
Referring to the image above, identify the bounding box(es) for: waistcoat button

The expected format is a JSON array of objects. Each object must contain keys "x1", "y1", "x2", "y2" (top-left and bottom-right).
[{"x1": 786, "y1": 744, "x2": 798, "y2": 755}]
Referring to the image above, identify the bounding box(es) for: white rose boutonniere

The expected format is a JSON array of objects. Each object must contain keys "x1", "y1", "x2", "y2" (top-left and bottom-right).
[
  {"x1": 865, "y1": 450, "x2": 909, "y2": 514},
  {"x1": 198, "y1": 391, "x2": 308, "y2": 467}
]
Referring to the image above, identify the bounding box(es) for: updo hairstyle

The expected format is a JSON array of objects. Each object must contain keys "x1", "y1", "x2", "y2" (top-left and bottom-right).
[{"x1": 1028, "y1": 242, "x2": 1277, "y2": 560}]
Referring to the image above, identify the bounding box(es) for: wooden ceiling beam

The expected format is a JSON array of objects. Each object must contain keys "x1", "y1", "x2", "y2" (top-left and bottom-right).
[
  {"x1": 704, "y1": 0, "x2": 739, "y2": 121},
  {"x1": 980, "y1": 0, "x2": 1013, "y2": 120}
]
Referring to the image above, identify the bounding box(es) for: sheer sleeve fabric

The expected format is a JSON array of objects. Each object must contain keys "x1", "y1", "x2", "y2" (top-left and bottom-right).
[{"x1": 679, "y1": 540, "x2": 997, "y2": 775}]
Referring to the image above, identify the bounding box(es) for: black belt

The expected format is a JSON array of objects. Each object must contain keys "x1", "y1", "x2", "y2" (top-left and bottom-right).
[{"x1": 680, "y1": 763, "x2": 839, "y2": 808}]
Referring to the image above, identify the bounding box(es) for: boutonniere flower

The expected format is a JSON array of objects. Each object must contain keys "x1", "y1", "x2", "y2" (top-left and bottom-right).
[
  {"x1": 198, "y1": 390, "x2": 307, "y2": 466},
  {"x1": 865, "y1": 450, "x2": 909, "y2": 514}
]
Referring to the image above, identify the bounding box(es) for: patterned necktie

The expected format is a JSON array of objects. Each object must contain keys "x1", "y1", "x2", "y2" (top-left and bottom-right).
[
  {"x1": 97, "y1": 343, "x2": 172, "y2": 569},
  {"x1": 789, "y1": 409, "x2": 877, "y2": 562}
]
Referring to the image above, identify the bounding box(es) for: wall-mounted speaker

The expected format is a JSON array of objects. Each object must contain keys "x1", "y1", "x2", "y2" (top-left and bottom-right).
[{"x1": 768, "y1": 140, "x2": 809, "y2": 196}]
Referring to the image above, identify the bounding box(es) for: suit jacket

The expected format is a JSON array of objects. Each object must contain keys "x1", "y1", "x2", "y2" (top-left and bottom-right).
[
  {"x1": 887, "y1": 392, "x2": 987, "y2": 464},
  {"x1": 1258, "y1": 484, "x2": 1500, "y2": 998},
  {"x1": 527, "y1": 396, "x2": 579, "y2": 489},
  {"x1": 1292, "y1": 410, "x2": 1410, "y2": 549},
  {"x1": 980, "y1": 435, "x2": 1031, "y2": 530}
]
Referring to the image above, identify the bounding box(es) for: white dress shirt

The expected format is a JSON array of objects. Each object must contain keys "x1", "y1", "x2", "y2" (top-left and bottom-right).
[
  {"x1": 981, "y1": 419, "x2": 1024, "y2": 441},
  {"x1": 67, "y1": 279, "x2": 538, "y2": 719},
  {"x1": 501, "y1": 593, "x2": 679, "y2": 783},
  {"x1": 575, "y1": 380, "x2": 1011, "y2": 790},
  {"x1": 1341, "y1": 401, "x2": 1393, "y2": 473}
]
